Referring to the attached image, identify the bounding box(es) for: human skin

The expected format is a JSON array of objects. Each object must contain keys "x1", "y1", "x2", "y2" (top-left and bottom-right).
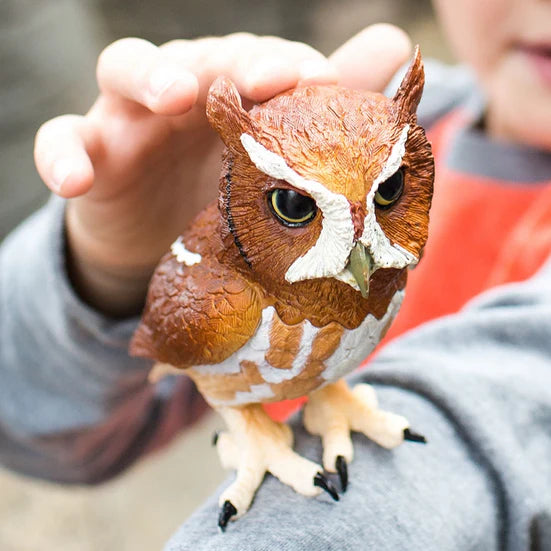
[
  {"x1": 432, "y1": 0, "x2": 551, "y2": 151},
  {"x1": 33, "y1": 25, "x2": 412, "y2": 317}
]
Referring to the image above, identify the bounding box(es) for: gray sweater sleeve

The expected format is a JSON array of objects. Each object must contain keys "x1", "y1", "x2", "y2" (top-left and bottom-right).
[
  {"x1": 165, "y1": 260, "x2": 551, "y2": 551},
  {"x1": 0, "y1": 197, "x2": 207, "y2": 483}
]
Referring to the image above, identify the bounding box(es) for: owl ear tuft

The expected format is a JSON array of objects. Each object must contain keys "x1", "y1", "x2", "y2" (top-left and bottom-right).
[
  {"x1": 393, "y1": 45, "x2": 425, "y2": 122},
  {"x1": 207, "y1": 77, "x2": 253, "y2": 150}
]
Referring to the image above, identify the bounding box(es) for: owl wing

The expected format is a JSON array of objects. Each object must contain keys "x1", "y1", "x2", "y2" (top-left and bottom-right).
[{"x1": 130, "y1": 252, "x2": 263, "y2": 369}]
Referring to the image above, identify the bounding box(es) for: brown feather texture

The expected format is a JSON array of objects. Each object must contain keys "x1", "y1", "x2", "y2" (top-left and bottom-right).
[{"x1": 130, "y1": 50, "x2": 434, "y2": 408}]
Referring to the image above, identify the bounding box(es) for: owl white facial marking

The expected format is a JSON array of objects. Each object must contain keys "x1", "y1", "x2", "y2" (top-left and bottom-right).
[
  {"x1": 240, "y1": 133, "x2": 355, "y2": 283},
  {"x1": 240, "y1": 128, "x2": 417, "y2": 290},
  {"x1": 360, "y1": 125, "x2": 418, "y2": 269},
  {"x1": 171, "y1": 236, "x2": 202, "y2": 266},
  {"x1": 333, "y1": 269, "x2": 361, "y2": 291}
]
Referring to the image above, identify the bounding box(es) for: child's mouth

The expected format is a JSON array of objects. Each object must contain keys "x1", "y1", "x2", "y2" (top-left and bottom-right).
[{"x1": 518, "y1": 43, "x2": 551, "y2": 88}]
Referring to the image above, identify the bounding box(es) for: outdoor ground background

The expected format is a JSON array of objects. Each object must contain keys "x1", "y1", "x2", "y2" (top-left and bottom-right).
[{"x1": 0, "y1": 1, "x2": 449, "y2": 548}]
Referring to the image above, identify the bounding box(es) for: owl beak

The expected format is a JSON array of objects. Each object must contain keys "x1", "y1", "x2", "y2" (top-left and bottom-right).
[{"x1": 347, "y1": 243, "x2": 375, "y2": 299}]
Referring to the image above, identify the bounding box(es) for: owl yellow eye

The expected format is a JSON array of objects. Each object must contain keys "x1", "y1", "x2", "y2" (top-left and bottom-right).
[
  {"x1": 268, "y1": 189, "x2": 317, "y2": 227},
  {"x1": 374, "y1": 169, "x2": 404, "y2": 208}
]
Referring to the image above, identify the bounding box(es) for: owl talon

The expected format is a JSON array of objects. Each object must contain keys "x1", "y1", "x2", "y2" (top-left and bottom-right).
[
  {"x1": 403, "y1": 428, "x2": 427, "y2": 444},
  {"x1": 212, "y1": 430, "x2": 220, "y2": 446},
  {"x1": 335, "y1": 455, "x2": 348, "y2": 492},
  {"x1": 313, "y1": 472, "x2": 340, "y2": 501},
  {"x1": 216, "y1": 404, "x2": 326, "y2": 523},
  {"x1": 218, "y1": 500, "x2": 237, "y2": 531},
  {"x1": 305, "y1": 380, "x2": 425, "y2": 492}
]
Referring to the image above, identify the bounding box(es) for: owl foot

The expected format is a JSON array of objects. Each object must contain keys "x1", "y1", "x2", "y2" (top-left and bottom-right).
[
  {"x1": 303, "y1": 380, "x2": 426, "y2": 487},
  {"x1": 215, "y1": 404, "x2": 336, "y2": 530}
]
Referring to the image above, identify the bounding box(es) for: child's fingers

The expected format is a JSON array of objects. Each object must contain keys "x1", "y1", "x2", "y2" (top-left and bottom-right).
[
  {"x1": 329, "y1": 24, "x2": 412, "y2": 93},
  {"x1": 34, "y1": 115, "x2": 96, "y2": 198},
  {"x1": 235, "y1": 35, "x2": 339, "y2": 100},
  {"x1": 161, "y1": 33, "x2": 338, "y2": 104},
  {"x1": 96, "y1": 37, "x2": 199, "y2": 115}
]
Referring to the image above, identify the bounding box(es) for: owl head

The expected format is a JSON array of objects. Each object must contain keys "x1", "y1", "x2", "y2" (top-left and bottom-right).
[{"x1": 206, "y1": 48, "x2": 434, "y2": 301}]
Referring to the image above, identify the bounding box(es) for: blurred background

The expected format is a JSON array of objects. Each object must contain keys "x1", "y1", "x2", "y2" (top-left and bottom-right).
[{"x1": 0, "y1": 1, "x2": 450, "y2": 548}]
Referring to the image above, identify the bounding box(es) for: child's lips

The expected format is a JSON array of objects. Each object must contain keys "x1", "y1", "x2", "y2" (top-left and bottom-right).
[{"x1": 518, "y1": 43, "x2": 551, "y2": 88}]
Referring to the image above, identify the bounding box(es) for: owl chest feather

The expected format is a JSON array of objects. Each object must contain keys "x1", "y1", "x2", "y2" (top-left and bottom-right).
[{"x1": 187, "y1": 289, "x2": 404, "y2": 407}]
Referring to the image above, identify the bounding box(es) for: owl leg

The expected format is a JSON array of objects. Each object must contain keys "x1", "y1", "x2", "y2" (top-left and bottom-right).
[
  {"x1": 303, "y1": 379, "x2": 426, "y2": 491},
  {"x1": 214, "y1": 403, "x2": 338, "y2": 530}
]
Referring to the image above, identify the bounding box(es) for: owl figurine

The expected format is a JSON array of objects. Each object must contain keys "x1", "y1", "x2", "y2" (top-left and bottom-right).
[{"x1": 130, "y1": 47, "x2": 434, "y2": 530}]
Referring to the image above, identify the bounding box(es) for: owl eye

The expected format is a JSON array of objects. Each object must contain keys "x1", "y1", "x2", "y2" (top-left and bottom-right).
[
  {"x1": 374, "y1": 168, "x2": 404, "y2": 208},
  {"x1": 268, "y1": 189, "x2": 317, "y2": 227}
]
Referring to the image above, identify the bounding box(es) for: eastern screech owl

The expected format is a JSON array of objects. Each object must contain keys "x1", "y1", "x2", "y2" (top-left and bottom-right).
[{"x1": 130, "y1": 47, "x2": 434, "y2": 530}]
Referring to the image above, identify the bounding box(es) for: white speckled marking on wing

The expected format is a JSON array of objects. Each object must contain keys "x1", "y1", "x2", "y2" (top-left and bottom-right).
[
  {"x1": 171, "y1": 236, "x2": 202, "y2": 266},
  {"x1": 321, "y1": 289, "x2": 405, "y2": 382}
]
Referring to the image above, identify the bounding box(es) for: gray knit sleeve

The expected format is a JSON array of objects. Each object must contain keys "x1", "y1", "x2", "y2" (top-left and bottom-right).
[
  {"x1": 165, "y1": 259, "x2": 551, "y2": 550},
  {"x1": 0, "y1": 197, "x2": 206, "y2": 483}
]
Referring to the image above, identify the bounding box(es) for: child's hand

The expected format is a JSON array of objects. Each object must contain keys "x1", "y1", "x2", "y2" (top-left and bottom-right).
[{"x1": 34, "y1": 25, "x2": 410, "y2": 317}]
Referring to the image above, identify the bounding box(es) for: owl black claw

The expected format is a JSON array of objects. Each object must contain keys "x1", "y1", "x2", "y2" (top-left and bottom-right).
[
  {"x1": 212, "y1": 430, "x2": 220, "y2": 446},
  {"x1": 313, "y1": 472, "x2": 340, "y2": 501},
  {"x1": 218, "y1": 500, "x2": 237, "y2": 531},
  {"x1": 403, "y1": 428, "x2": 427, "y2": 443},
  {"x1": 335, "y1": 455, "x2": 348, "y2": 492}
]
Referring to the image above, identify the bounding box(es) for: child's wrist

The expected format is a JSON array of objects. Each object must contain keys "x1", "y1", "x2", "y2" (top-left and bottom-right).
[
  {"x1": 65, "y1": 222, "x2": 153, "y2": 317},
  {"x1": 63, "y1": 203, "x2": 160, "y2": 317},
  {"x1": 66, "y1": 246, "x2": 151, "y2": 317}
]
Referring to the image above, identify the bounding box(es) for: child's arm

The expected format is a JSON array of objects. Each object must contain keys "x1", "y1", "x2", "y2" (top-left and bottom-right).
[
  {"x1": 0, "y1": 26, "x2": 411, "y2": 482},
  {"x1": 0, "y1": 196, "x2": 209, "y2": 482},
  {"x1": 164, "y1": 256, "x2": 551, "y2": 549}
]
